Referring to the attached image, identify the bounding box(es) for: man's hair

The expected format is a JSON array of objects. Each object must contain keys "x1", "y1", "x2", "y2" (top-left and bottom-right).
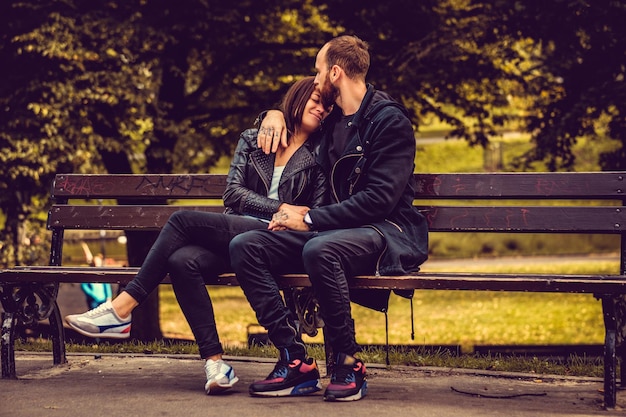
[
  {"x1": 324, "y1": 35, "x2": 370, "y2": 81},
  {"x1": 279, "y1": 76, "x2": 316, "y2": 138}
]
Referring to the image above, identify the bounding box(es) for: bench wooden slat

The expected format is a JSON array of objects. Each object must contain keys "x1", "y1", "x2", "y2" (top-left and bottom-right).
[
  {"x1": 52, "y1": 174, "x2": 228, "y2": 199},
  {"x1": 413, "y1": 172, "x2": 626, "y2": 199},
  {"x1": 3, "y1": 267, "x2": 625, "y2": 294},
  {"x1": 350, "y1": 274, "x2": 626, "y2": 293},
  {"x1": 48, "y1": 206, "x2": 225, "y2": 230},
  {"x1": 51, "y1": 172, "x2": 626, "y2": 200},
  {"x1": 48, "y1": 204, "x2": 624, "y2": 233},
  {"x1": 421, "y1": 205, "x2": 625, "y2": 233}
]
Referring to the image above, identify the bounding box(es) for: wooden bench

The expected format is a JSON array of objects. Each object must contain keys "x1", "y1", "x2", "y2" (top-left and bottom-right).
[{"x1": 1, "y1": 171, "x2": 626, "y2": 408}]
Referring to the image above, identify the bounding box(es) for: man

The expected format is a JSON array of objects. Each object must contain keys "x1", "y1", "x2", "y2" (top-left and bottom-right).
[{"x1": 230, "y1": 35, "x2": 429, "y2": 402}]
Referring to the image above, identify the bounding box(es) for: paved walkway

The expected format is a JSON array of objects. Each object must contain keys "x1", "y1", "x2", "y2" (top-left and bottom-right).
[{"x1": 1, "y1": 352, "x2": 623, "y2": 416}]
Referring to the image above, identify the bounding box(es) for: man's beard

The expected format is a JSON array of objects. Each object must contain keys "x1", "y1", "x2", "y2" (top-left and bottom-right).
[{"x1": 320, "y1": 74, "x2": 338, "y2": 109}]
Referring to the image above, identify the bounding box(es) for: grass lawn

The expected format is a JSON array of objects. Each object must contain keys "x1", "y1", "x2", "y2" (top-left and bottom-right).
[{"x1": 159, "y1": 256, "x2": 612, "y2": 351}]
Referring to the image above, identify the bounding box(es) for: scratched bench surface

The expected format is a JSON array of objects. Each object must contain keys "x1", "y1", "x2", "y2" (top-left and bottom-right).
[
  {"x1": 4, "y1": 266, "x2": 626, "y2": 294},
  {"x1": 49, "y1": 172, "x2": 626, "y2": 233},
  {"x1": 53, "y1": 172, "x2": 625, "y2": 199},
  {"x1": 53, "y1": 173, "x2": 228, "y2": 199}
]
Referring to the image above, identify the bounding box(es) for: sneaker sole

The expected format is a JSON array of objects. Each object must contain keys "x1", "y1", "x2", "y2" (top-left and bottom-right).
[
  {"x1": 66, "y1": 322, "x2": 131, "y2": 339},
  {"x1": 324, "y1": 381, "x2": 368, "y2": 402},
  {"x1": 250, "y1": 379, "x2": 322, "y2": 397},
  {"x1": 206, "y1": 376, "x2": 239, "y2": 395}
]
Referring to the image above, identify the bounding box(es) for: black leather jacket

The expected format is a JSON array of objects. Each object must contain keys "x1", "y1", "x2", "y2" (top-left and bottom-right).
[
  {"x1": 310, "y1": 85, "x2": 429, "y2": 312},
  {"x1": 311, "y1": 85, "x2": 428, "y2": 276},
  {"x1": 223, "y1": 128, "x2": 328, "y2": 220}
]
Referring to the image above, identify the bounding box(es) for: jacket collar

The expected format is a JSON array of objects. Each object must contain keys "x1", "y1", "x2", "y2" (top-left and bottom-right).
[{"x1": 249, "y1": 142, "x2": 317, "y2": 186}]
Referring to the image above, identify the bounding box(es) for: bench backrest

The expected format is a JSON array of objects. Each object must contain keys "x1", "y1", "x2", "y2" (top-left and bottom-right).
[{"x1": 49, "y1": 172, "x2": 626, "y2": 269}]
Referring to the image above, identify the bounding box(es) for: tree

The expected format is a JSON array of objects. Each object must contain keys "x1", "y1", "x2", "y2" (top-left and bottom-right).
[
  {"x1": 0, "y1": 0, "x2": 335, "y2": 340},
  {"x1": 320, "y1": 0, "x2": 626, "y2": 170},
  {"x1": 488, "y1": 0, "x2": 626, "y2": 171}
]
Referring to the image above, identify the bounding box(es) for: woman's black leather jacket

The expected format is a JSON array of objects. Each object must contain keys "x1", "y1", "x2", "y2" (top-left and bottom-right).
[{"x1": 223, "y1": 128, "x2": 328, "y2": 220}]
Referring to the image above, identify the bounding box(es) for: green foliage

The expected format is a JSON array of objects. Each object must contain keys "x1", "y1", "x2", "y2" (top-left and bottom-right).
[
  {"x1": 0, "y1": 0, "x2": 335, "y2": 266},
  {"x1": 468, "y1": 0, "x2": 626, "y2": 171},
  {"x1": 1, "y1": 0, "x2": 624, "y2": 275}
]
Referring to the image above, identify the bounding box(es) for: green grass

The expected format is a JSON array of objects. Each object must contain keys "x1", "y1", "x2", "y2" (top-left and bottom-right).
[
  {"x1": 159, "y1": 258, "x2": 611, "y2": 350},
  {"x1": 19, "y1": 339, "x2": 604, "y2": 377}
]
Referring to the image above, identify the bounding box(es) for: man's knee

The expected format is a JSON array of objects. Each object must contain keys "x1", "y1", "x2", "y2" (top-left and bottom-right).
[{"x1": 302, "y1": 237, "x2": 336, "y2": 271}]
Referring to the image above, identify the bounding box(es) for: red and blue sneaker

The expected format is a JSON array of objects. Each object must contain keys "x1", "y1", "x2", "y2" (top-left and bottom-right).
[
  {"x1": 324, "y1": 353, "x2": 367, "y2": 401},
  {"x1": 249, "y1": 353, "x2": 322, "y2": 397}
]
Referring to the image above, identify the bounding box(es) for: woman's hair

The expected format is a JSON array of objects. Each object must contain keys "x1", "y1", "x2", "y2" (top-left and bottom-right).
[
  {"x1": 279, "y1": 76, "x2": 317, "y2": 138},
  {"x1": 325, "y1": 35, "x2": 370, "y2": 81}
]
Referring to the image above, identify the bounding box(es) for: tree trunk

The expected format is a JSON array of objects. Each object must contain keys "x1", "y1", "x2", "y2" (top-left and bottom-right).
[
  {"x1": 125, "y1": 230, "x2": 163, "y2": 342},
  {"x1": 99, "y1": 148, "x2": 164, "y2": 342}
]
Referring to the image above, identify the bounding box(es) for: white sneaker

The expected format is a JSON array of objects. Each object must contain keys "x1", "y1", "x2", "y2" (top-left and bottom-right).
[
  {"x1": 204, "y1": 359, "x2": 239, "y2": 395},
  {"x1": 65, "y1": 300, "x2": 131, "y2": 339}
]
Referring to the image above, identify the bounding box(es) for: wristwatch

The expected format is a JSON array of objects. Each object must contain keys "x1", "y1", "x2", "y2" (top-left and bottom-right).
[{"x1": 303, "y1": 212, "x2": 314, "y2": 230}]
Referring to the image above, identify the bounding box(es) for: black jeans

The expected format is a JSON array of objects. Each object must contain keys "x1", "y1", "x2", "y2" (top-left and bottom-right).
[
  {"x1": 229, "y1": 227, "x2": 384, "y2": 358},
  {"x1": 124, "y1": 210, "x2": 267, "y2": 358}
]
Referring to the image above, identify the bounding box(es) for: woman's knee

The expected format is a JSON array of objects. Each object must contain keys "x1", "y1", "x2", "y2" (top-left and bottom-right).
[
  {"x1": 167, "y1": 247, "x2": 195, "y2": 277},
  {"x1": 168, "y1": 246, "x2": 217, "y2": 281},
  {"x1": 166, "y1": 210, "x2": 186, "y2": 226}
]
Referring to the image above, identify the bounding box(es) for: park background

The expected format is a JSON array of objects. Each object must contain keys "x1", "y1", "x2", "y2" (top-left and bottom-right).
[{"x1": 1, "y1": 1, "x2": 625, "y2": 369}]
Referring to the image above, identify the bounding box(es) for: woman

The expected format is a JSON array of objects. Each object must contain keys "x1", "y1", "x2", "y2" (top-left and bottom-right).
[{"x1": 65, "y1": 76, "x2": 329, "y2": 395}]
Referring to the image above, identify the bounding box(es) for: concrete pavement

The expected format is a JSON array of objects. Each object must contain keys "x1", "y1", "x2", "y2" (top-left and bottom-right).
[{"x1": 1, "y1": 352, "x2": 623, "y2": 417}]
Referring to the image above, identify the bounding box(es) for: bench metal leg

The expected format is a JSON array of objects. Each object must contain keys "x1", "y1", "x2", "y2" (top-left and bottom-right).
[
  {"x1": 622, "y1": 351, "x2": 625, "y2": 390},
  {"x1": 601, "y1": 296, "x2": 617, "y2": 409},
  {"x1": 49, "y1": 302, "x2": 67, "y2": 366},
  {"x1": 1, "y1": 312, "x2": 17, "y2": 379}
]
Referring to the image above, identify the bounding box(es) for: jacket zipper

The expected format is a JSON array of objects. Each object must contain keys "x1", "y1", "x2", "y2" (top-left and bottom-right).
[
  {"x1": 280, "y1": 148, "x2": 314, "y2": 201},
  {"x1": 331, "y1": 153, "x2": 362, "y2": 201},
  {"x1": 366, "y1": 224, "x2": 387, "y2": 276},
  {"x1": 292, "y1": 175, "x2": 306, "y2": 201},
  {"x1": 385, "y1": 219, "x2": 403, "y2": 233},
  {"x1": 250, "y1": 158, "x2": 270, "y2": 194}
]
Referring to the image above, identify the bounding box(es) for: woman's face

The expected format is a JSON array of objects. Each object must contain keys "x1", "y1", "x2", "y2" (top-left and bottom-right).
[{"x1": 300, "y1": 88, "x2": 328, "y2": 134}]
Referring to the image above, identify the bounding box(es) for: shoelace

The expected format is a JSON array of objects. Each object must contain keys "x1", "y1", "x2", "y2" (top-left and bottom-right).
[
  {"x1": 265, "y1": 360, "x2": 289, "y2": 379},
  {"x1": 83, "y1": 302, "x2": 111, "y2": 317},
  {"x1": 205, "y1": 360, "x2": 222, "y2": 378},
  {"x1": 331, "y1": 364, "x2": 355, "y2": 384}
]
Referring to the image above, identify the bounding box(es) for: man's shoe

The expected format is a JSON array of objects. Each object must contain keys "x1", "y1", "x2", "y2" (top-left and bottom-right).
[
  {"x1": 249, "y1": 356, "x2": 322, "y2": 397},
  {"x1": 324, "y1": 353, "x2": 367, "y2": 401},
  {"x1": 65, "y1": 300, "x2": 131, "y2": 339},
  {"x1": 204, "y1": 359, "x2": 239, "y2": 395}
]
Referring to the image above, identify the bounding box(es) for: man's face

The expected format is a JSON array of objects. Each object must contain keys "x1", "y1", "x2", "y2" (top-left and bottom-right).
[
  {"x1": 314, "y1": 45, "x2": 338, "y2": 109},
  {"x1": 320, "y1": 72, "x2": 338, "y2": 109}
]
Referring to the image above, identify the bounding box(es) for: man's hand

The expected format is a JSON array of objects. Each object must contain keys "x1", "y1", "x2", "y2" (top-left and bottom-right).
[
  {"x1": 268, "y1": 204, "x2": 310, "y2": 231},
  {"x1": 258, "y1": 110, "x2": 288, "y2": 154}
]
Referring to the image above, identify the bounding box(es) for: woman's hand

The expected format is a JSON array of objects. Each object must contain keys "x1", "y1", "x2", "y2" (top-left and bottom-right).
[
  {"x1": 268, "y1": 204, "x2": 310, "y2": 231},
  {"x1": 258, "y1": 110, "x2": 288, "y2": 154}
]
